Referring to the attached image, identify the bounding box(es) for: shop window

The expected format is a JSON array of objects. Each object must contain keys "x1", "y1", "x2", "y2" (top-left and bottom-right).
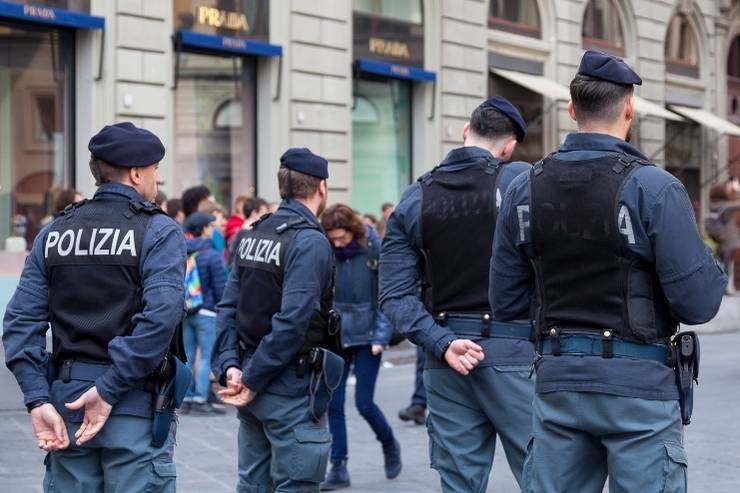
[
  {"x1": 665, "y1": 15, "x2": 699, "y2": 78},
  {"x1": 174, "y1": 53, "x2": 257, "y2": 208},
  {"x1": 665, "y1": 120, "x2": 701, "y2": 204},
  {"x1": 353, "y1": 0, "x2": 422, "y2": 23},
  {"x1": 351, "y1": 77, "x2": 412, "y2": 215},
  {"x1": 489, "y1": 74, "x2": 544, "y2": 165},
  {"x1": 582, "y1": 0, "x2": 625, "y2": 56},
  {"x1": 488, "y1": 0, "x2": 541, "y2": 39},
  {"x1": 0, "y1": 22, "x2": 74, "y2": 249}
]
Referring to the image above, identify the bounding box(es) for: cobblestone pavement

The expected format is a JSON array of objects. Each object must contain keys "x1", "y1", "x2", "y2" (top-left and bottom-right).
[{"x1": 1, "y1": 332, "x2": 739, "y2": 492}]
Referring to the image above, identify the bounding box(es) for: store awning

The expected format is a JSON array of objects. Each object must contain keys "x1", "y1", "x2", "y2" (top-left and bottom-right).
[
  {"x1": 668, "y1": 105, "x2": 740, "y2": 136},
  {"x1": 491, "y1": 67, "x2": 683, "y2": 121},
  {"x1": 491, "y1": 68, "x2": 570, "y2": 101},
  {"x1": 177, "y1": 30, "x2": 282, "y2": 57},
  {"x1": 0, "y1": 1, "x2": 104, "y2": 29},
  {"x1": 356, "y1": 58, "x2": 436, "y2": 82}
]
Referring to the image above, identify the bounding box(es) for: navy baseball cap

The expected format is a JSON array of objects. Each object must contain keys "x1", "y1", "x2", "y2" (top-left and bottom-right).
[
  {"x1": 184, "y1": 212, "x2": 216, "y2": 234},
  {"x1": 478, "y1": 96, "x2": 527, "y2": 142},
  {"x1": 577, "y1": 50, "x2": 642, "y2": 86},
  {"x1": 88, "y1": 122, "x2": 165, "y2": 167},
  {"x1": 280, "y1": 148, "x2": 329, "y2": 179}
]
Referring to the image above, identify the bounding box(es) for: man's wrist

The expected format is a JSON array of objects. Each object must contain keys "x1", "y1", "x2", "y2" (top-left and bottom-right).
[{"x1": 26, "y1": 399, "x2": 50, "y2": 413}]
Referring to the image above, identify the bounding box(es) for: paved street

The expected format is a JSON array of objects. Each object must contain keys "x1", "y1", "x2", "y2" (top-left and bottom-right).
[{"x1": 1, "y1": 332, "x2": 739, "y2": 492}]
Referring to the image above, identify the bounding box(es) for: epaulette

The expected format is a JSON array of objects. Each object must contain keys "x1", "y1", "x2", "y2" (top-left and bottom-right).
[{"x1": 59, "y1": 199, "x2": 89, "y2": 216}]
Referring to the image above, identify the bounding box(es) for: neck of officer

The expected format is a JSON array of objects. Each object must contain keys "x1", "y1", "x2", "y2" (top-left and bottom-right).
[
  {"x1": 463, "y1": 137, "x2": 506, "y2": 159},
  {"x1": 576, "y1": 121, "x2": 629, "y2": 141},
  {"x1": 293, "y1": 194, "x2": 320, "y2": 217}
]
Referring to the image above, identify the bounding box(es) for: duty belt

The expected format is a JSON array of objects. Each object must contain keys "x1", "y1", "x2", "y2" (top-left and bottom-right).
[
  {"x1": 435, "y1": 313, "x2": 532, "y2": 340},
  {"x1": 540, "y1": 332, "x2": 671, "y2": 365},
  {"x1": 55, "y1": 359, "x2": 150, "y2": 391}
]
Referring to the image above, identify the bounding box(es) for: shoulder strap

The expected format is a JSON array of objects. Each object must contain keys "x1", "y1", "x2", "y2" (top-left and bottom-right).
[
  {"x1": 275, "y1": 216, "x2": 320, "y2": 235},
  {"x1": 58, "y1": 198, "x2": 89, "y2": 216},
  {"x1": 124, "y1": 199, "x2": 165, "y2": 219}
]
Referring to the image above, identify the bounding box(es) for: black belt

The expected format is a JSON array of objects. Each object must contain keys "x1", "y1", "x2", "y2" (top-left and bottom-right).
[{"x1": 435, "y1": 313, "x2": 532, "y2": 339}]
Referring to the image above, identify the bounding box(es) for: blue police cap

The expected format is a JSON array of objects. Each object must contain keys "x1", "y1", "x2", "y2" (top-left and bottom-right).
[
  {"x1": 184, "y1": 212, "x2": 216, "y2": 234},
  {"x1": 280, "y1": 148, "x2": 329, "y2": 179},
  {"x1": 478, "y1": 96, "x2": 527, "y2": 142},
  {"x1": 88, "y1": 122, "x2": 165, "y2": 167},
  {"x1": 577, "y1": 49, "x2": 642, "y2": 86}
]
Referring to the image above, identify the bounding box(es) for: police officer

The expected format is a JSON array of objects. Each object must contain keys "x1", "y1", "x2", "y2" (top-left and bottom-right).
[
  {"x1": 2, "y1": 122, "x2": 187, "y2": 491},
  {"x1": 213, "y1": 148, "x2": 340, "y2": 492},
  {"x1": 380, "y1": 97, "x2": 535, "y2": 492},
  {"x1": 491, "y1": 50, "x2": 728, "y2": 493}
]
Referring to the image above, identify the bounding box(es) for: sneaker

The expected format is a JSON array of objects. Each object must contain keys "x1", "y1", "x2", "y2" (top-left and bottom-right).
[
  {"x1": 320, "y1": 460, "x2": 351, "y2": 491},
  {"x1": 382, "y1": 439, "x2": 402, "y2": 479},
  {"x1": 398, "y1": 404, "x2": 426, "y2": 425},
  {"x1": 179, "y1": 401, "x2": 192, "y2": 415},
  {"x1": 189, "y1": 401, "x2": 226, "y2": 416}
]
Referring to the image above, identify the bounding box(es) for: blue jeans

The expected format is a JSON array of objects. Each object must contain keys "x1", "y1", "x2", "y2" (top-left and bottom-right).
[
  {"x1": 43, "y1": 416, "x2": 176, "y2": 492},
  {"x1": 525, "y1": 391, "x2": 686, "y2": 493},
  {"x1": 328, "y1": 345, "x2": 395, "y2": 462},
  {"x1": 183, "y1": 313, "x2": 217, "y2": 402}
]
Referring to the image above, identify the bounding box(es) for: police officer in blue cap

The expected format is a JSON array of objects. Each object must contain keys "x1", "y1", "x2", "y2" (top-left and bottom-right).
[
  {"x1": 2, "y1": 122, "x2": 188, "y2": 491},
  {"x1": 380, "y1": 97, "x2": 535, "y2": 492},
  {"x1": 491, "y1": 50, "x2": 728, "y2": 492},
  {"x1": 213, "y1": 147, "x2": 344, "y2": 492}
]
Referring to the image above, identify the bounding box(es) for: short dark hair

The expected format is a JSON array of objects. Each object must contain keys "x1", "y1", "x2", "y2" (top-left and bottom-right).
[
  {"x1": 89, "y1": 156, "x2": 129, "y2": 186},
  {"x1": 243, "y1": 197, "x2": 268, "y2": 218},
  {"x1": 166, "y1": 198, "x2": 182, "y2": 220},
  {"x1": 277, "y1": 168, "x2": 322, "y2": 199},
  {"x1": 469, "y1": 106, "x2": 516, "y2": 141},
  {"x1": 181, "y1": 185, "x2": 211, "y2": 217},
  {"x1": 569, "y1": 75, "x2": 633, "y2": 125},
  {"x1": 54, "y1": 188, "x2": 81, "y2": 214}
]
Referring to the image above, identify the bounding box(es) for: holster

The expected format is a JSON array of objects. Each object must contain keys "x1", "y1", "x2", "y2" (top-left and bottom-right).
[
  {"x1": 673, "y1": 331, "x2": 700, "y2": 425},
  {"x1": 151, "y1": 355, "x2": 192, "y2": 447},
  {"x1": 307, "y1": 348, "x2": 344, "y2": 422}
]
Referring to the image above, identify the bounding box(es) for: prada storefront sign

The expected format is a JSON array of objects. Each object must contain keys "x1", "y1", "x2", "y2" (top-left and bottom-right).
[
  {"x1": 174, "y1": 0, "x2": 268, "y2": 40},
  {"x1": 8, "y1": 1, "x2": 90, "y2": 13},
  {"x1": 353, "y1": 11, "x2": 423, "y2": 68}
]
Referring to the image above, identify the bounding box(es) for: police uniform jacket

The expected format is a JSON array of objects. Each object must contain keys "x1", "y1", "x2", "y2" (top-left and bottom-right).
[
  {"x1": 212, "y1": 199, "x2": 333, "y2": 397},
  {"x1": 379, "y1": 146, "x2": 532, "y2": 365},
  {"x1": 2, "y1": 183, "x2": 186, "y2": 422},
  {"x1": 491, "y1": 132, "x2": 727, "y2": 400}
]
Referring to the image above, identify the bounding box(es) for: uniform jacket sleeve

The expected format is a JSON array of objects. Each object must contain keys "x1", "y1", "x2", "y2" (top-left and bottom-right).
[
  {"x1": 212, "y1": 266, "x2": 242, "y2": 385},
  {"x1": 95, "y1": 215, "x2": 187, "y2": 405},
  {"x1": 242, "y1": 229, "x2": 333, "y2": 393},
  {"x1": 2, "y1": 227, "x2": 53, "y2": 406},
  {"x1": 378, "y1": 185, "x2": 455, "y2": 358}
]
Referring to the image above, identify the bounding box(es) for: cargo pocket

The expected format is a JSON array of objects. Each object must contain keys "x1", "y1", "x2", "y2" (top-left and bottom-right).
[
  {"x1": 661, "y1": 442, "x2": 688, "y2": 493},
  {"x1": 426, "y1": 416, "x2": 441, "y2": 472},
  {"x1": 146, "y1": 462, "x2": 177, "y2": 493},
  {"x1": 288, "y1": 425, "x2": 331, "y2": 482}
]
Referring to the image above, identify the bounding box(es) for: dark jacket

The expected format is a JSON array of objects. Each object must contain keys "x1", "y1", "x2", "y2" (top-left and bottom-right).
[{"x1": 186, "y1": 237, "x2": 227, "y2": 312}]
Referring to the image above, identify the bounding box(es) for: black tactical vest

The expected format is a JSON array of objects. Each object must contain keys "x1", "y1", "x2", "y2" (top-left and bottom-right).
[
  {"x1": 234, "y1": 213, "x2": 335, "y2": 354},
  {"x1": 45, "y1": 197, "x2": 163, "y2": 363},
  {"x1": 528, "y1": 153, "x2": 677, "y2": 343},
  {"x1": 419, "y1": 159, "x2": 503, "y2": 315}
]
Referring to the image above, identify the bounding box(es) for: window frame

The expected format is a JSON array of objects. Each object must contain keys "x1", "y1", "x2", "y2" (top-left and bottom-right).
[
  {"x1": 487, "y1": 0, "x2": 541, "y2": 39},
  {"x1": 665, "y1": 14, "x2": 700, "y2": 79},
  {"x1": 581, "y1": 0, "x2": 625, "y2": 57}
]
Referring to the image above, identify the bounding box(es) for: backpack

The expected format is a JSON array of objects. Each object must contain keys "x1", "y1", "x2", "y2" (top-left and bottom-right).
[{"x1": 184, "y1": 252, "x2": 203, "y2": 314}]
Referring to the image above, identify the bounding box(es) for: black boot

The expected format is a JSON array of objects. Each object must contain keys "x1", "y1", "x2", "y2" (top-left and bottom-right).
[
  {"x1": 398, "y1": 404, "x2": 426, "y2": 425},
  {"x1": 382, "y1": 438, "x2": 402, "y2": 479},
  {"x1": 320, "y1": 460, "x2": 351, "y2": 491}
]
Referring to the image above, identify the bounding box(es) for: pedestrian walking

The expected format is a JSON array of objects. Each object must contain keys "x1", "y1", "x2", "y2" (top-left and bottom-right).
[
  {"x1": 319, "y1": 204, "x2": 401, "y2": 490},
  {"x1": 491, "y1": 50, "x2": 728, "y2": 493},
  {"x1": 181, "y1": 212, "x2": 227, "y2": 416},
  {"x1": 2, "y1": 122, "x2": 189, "y2": 492},
  {"x1": 380, "y1": 96, "x2": 535, "y2": 492},
  {"x1": 212, "y1": 148, "x2": 344, "y2": 492}
]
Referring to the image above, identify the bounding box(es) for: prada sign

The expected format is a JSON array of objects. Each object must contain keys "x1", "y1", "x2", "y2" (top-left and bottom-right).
[
  {"x1": 353, "y1": 12, "x2": 423, "y2": 68},
  {"x1": 174, "y1": 0, "x2": 268, "y2": 40}
]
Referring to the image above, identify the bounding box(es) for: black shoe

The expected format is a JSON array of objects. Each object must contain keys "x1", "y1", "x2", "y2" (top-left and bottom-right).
[
  {"x1": 189, "y1": 401, "x2": 226, "y2": 416},
  {"x1": 320, "y1": 460, "x2": 351, "y2": 491},
  {"x1": 398, "y1": 404, "x2": 426, "y2": 425},
  {"x1": 382, "y1": 439, "x2": 402, "y2": 479},
  {"x1": 179, "y1": 402, "x2": 192, "y2": 415}
]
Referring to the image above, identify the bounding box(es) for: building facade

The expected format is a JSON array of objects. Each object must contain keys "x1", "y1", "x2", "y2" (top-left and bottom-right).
[{"x1": 3, "y1": 0, "x2": 740, "y2": 258}]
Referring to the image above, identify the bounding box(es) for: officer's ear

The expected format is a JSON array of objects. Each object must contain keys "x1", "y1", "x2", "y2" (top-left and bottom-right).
[
  {"x1": 624, "y1": 95, "x2": 635, "y2": 124},
  {"x1": 128, "y1": 167, "x2": 142, "y2": 186},
  {"x1": 501, "y1": 138, "x2": 517, "y2": 161},
  {"x1": 462, "y1": 122, "x2": 471, "y2": 143},
  {"x1": 567, "y1": 100, "x2": 577, "y2": 122}
]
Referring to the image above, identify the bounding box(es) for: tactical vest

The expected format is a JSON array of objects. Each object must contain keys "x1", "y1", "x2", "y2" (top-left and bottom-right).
[
  {"x1": 234, "y1": 213, "x2": 335, "y2": 354},
  {"x1": 528, "y1": 153, "x2": 678, "y2": 343},
  {"x1": 419, "y1": 158, "x2": 503, "y2": 315},
  {"x1": 45, "y1": 197, "x2": 163, "y2": 363}
]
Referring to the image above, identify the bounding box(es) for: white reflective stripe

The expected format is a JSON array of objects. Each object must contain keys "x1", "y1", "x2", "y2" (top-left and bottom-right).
[{"x1": 198, "y1": 309, "x2": 217, "y2": 317}]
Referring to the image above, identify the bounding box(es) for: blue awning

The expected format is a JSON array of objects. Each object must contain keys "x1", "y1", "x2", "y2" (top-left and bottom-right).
[
  {"x1": 178, "y1": 30, "x2": 282, "y2": 57},
  {"x1": 356, "y1": 58, "x2": 436, "y2": 82},
  {"x1": 0, "y1": 1, "x2": 104, "y2": 29}
]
